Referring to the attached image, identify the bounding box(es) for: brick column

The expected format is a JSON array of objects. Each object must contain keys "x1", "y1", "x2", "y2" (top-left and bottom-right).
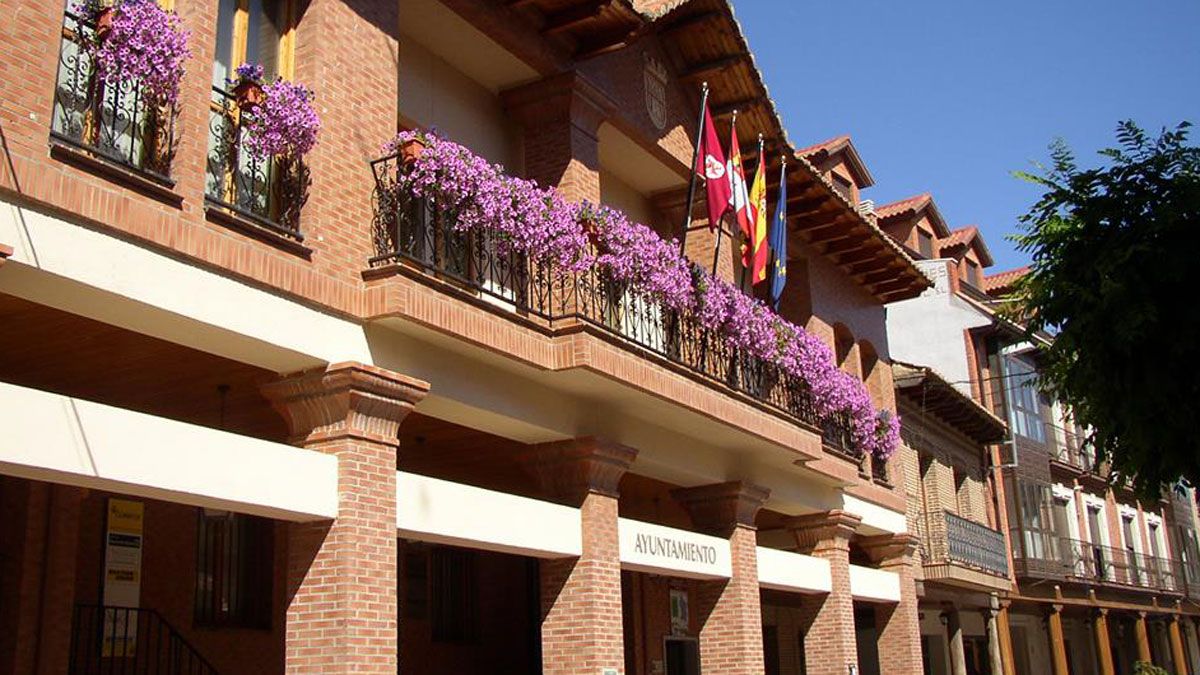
[
  {"x1": 861, "y1": 532, "x2": 922, "y2": 674},
  {"x1": 522, "y1": 437, "x2": 636, "y2": 675},
  {"x1": 1137, "y1": 611, "x2": 1154, "y2": 664},
  {"x1": 502, "y1": 72, "x2": 616, "y2": 204},
  {"x1": 1094, "y1": 608, "x2": 1116, "y2": 675},
  {"x1": 673, "y1": 481, "x2": 771, "y2": 675},
  {"x1": 1169, "y1": 614, "x2": 1189, "y2": 675},
  {"x1": 1048, "y1": 604, "x2": 1070, "y2": 675},
  {"x1": 944, "y1": 607, "x2": 968, "y2": 675},
  {"x1": 261, "y1": 362, "x2": 428, "y2": 674},
  {"x1": 785, "y1": 510, "x2": 862, "y2": 675}
]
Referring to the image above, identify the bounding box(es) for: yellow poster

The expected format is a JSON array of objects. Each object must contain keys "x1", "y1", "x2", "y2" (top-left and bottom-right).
[{"x1": 102, "y1": 499, "x2": 144, "y2": 658}]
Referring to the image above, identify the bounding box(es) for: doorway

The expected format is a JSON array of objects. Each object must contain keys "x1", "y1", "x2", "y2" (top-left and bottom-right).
[{"x1": 664, "y1": 637, "x2": 700, "y2": 675}]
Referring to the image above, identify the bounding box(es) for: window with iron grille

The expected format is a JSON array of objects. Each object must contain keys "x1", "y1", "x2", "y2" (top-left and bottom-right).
[{"x1": 195, "y1": 510, "x2": 274, "y2": 629}]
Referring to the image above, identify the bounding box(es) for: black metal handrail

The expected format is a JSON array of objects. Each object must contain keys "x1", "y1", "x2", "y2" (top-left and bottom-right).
[
  {"x1": 70, "y1": 604, "x2": 218, "y2": 675},
  {"x1": 205, "y1": 87, "x2": 309, "y2": 239},
  {"x1": 369, "y1": 153, "x2": 836, "y2": 439},
  {"x1": 51, "y1": 10, "x2": 179, "y2": 181}
]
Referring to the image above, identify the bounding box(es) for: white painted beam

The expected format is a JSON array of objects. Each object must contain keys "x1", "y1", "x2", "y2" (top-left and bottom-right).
[
  {"x1": 396, "y1": 471, "x2": 581, "y2": 558},
  {"x1": 849, "y1": 564, "x2": 901, "y2": 603},
  {"x1": 0, "y1": 381, "x2": 337, "y2": 521},
  {"x1": 756, "y1": 547, "x2": 832, "y2": 594}
]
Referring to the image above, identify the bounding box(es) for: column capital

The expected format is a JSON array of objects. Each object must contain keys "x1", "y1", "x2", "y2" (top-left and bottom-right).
[
  {"x1": 501, "y1": 71, "x2": 617, "y2": 136},
  {"x1": 859, "y1": 532, "x2": 920, "y2": 567},
  {"x1": 261, "y1": 362, "x2": 429, "y2": 446},
  {"x1": 672, "y1": 481, "x2": 770, "y2": 536},
  {"x1": 521, "y1": 436, "x2": 637, "y2": 505},
  {"x1": 783, "y1": 509, "x2": 862, "y2": 553}
]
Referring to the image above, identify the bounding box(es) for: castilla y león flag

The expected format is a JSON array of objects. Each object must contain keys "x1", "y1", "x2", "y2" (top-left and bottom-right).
[{"x1": 694, "y1": 103, "x2": 732, "y2": 231}]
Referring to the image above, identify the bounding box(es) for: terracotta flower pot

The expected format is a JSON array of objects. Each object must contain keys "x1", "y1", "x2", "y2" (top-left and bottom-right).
[
  {"x1": 399, "y1": 137, "x2": 427, "y2": 166},
  {"x1": 94, "y1": 7, "x2": 116, "y2": 42},
  {"x1": 233, "y1": 79, "x2": 265, "y2": 111}
]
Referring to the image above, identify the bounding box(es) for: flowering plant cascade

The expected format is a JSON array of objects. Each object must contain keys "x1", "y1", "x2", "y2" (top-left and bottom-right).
[
  {"x1": 76, "y1": 0, "x2": 191, "y2": 107},
  {"x1": 383, "y1": 130, "x2": 901, "y2": 460},
  {"x1": 235, "y1": 62, "x2": 321, "y2": 160}
]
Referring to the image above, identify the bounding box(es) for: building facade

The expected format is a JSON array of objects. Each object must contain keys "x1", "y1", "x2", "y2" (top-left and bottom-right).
[
  {"x1": 0, "y1": 1, "x2": 938, "y2": 674},
  {"x1": 884, "y1": 196, "x2": 1200, "y2": 675}
]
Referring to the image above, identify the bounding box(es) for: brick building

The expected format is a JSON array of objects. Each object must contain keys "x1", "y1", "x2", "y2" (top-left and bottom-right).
[
  {"x1": 883, "y1": 196, "x2": 1200, "y2": 675},
  {"x1": 0, "y1": 0, "x2": 939, "y2": 674}
]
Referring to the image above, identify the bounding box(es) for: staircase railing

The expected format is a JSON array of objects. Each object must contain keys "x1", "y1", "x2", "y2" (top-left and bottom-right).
[{"x1": 69, "y1": 604, "x2": 218, "y2": 675}]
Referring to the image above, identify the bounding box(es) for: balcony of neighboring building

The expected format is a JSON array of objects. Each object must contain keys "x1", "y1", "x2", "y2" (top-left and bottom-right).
[
  {"x1": 1010, "y1": 528, "x2": 1192, "y2": 597},
  {"x1": 919, "y1": 509, "x2": 1011, "y2": 592}
]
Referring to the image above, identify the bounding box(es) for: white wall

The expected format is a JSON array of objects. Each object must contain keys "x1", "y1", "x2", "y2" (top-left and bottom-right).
[
  {"x1": 756, "y1": 547, "x2": 832, "y2": 594},
  {"x1": 886, "y1": 259, "x2": 994, "y2": 396}
]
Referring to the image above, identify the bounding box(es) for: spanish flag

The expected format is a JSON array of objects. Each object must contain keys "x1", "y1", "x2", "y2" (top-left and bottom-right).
[{"x1": 746, "y1": 141, "x2": 770, "y2": 284}]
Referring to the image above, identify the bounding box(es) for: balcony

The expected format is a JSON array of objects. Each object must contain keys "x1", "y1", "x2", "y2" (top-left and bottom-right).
[
  {"x1": 204, "y1": 87, "x2": 311, "y2": 243},
  {"x1": 368, "y1": 152, "x2": 863, "y2": 448},
  {"x1": 51, "y1": 10, "x2": 178, "y2": 185},
  {"x1": 1012, "y1": 531, "x2": 1187, "y2": 594},
  {"x1": 921, "y1": 511, "x2": 1010, "y2": 588}
]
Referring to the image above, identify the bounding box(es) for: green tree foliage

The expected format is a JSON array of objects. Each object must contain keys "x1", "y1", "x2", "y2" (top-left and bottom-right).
[{"x1": 1009, "y1": 121, "x2": 1200, "y2": 498}]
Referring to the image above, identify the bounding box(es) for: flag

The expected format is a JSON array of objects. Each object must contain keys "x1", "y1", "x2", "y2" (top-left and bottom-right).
[
  {"x1": 747, "y1": 143, "x2": 769, "y2": 284},
  {"x1": 727, "y1": 122, "x2": 752, "y2": 243},
  {"x1": 769, "y1": 159, "x2": 789, "y2": 308},
  {"x1": 694, "y1": 102, "x2": 731, "y2": 231}
]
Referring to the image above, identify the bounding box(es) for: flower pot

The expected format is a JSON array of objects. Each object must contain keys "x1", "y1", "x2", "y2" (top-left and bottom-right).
[
  {"x1": 399, "y1": 137, "x2": 426, "y2": 166},
  {"x1": 233, "y1": 80, "x2": 265, "y2": 111},
  {"x1": 94, "y1": 7, "x2": 116, "y2": 41}
]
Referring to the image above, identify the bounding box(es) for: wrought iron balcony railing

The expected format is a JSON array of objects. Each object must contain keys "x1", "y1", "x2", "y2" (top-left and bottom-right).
[
  {"x1": 1011, "y1": 532, "x2": 1185, "y2": 593},
  {"x1": 70, "y1": 604, "x2": 217, "y2": 675},
  {"x1": 51, "y1": 11, "x2": 179, "y2": 182},
  {"x1": 205, "y1": 87, "x2": 310, "y2": 239},
  {"x1": 369, "y1": 153, "x2": 843, "y2": 442},
  {"x1": 923, "y1": 511, "x2": 1010, "y2": 578}
]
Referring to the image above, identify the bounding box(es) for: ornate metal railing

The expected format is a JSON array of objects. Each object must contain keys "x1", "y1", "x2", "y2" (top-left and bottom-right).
[
  {"x1": 70, "y1": 605, "x2": 218, "y2": 675},
  {"x1": 205, "y1": 87, "x2": 309, "y2": 239},
  {"x1": 821, "y1": 411, "x2": 861, "y2": 461},
  {"x1": 939, "y1": 511, "x2": 1010, "y2": 577},
  {"x1": 51, "y1": 10, "x2": 178, "y2": 181},
  {"x1": 369, "y1": 152, "x2": 834, "y2": 437}
]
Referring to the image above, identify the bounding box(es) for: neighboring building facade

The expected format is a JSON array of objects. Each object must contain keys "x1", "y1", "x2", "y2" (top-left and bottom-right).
[
  {"x1": 885, "y1": 196, "x2": 1200, "y2": 675},
  {"x1": 0, "y1": 1, "x2": 937, "y2": 675}
]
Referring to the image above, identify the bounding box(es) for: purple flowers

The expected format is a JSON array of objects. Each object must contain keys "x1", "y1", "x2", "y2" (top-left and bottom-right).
[
  {"x1": 234, "y1": 62, "x2": 264, "y2": 83},
  {"x1": 236, "y1": 64, "x2": 321, "y2": 159},
  {"x1": 386, "y1": 131, "x2": 901, "y2": 460},
  {"x1": 83, "y1": 0, "x2": 191, "y2": 106}
]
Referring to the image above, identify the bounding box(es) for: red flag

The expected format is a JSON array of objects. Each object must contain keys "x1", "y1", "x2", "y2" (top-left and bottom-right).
[
  {"x1": 727, "y1": 121, "x2": 752, "y2": 254},
  {"x1": 694, "y1": 103, "x2": 731, "y2": 231}
]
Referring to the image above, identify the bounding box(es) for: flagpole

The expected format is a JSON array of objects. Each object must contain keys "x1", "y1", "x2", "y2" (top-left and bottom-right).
[
  {"x1": 678, "y1": 82, "x2": 710, "y2": 255},
  {"x1": 772, "y1": 152, "x2": 787, "y2": 311}
]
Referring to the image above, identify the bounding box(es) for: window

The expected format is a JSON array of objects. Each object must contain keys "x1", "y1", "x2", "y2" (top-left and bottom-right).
[
  {"x1": 963, "y1": 259, "x2": 981, "y2": 288},
  {"x1": 431, "y1": 547, "x2": 477, "y2": 642},
  {"x1": 916, "y1": 229, "x2": 934, "y2": 259},
  {"x1": 205, "y1": 0, "x2": 303, "y2": 233},
  {"x1": 1007, "y1": 477, "x2": 1056, "y2": 561},
  {"x1": 195, "y1": 510, "x2": 274, "y2": 628},
  {"x1": 1005, "y1": 356, "x2": 1046, "y2": 442},
  {"x1": 831, "y1": 173, "x2": 855, "y2": 203}
]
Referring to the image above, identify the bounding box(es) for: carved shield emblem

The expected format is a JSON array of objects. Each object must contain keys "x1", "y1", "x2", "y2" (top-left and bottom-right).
[{"x1": 644, "y1": 54, "x2": 668, "y2": 131}]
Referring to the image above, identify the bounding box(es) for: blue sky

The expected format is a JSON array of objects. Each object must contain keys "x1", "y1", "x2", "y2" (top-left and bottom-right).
[{"x1": 733, "y1": 0, "x2": 1200, "y2": 272}]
